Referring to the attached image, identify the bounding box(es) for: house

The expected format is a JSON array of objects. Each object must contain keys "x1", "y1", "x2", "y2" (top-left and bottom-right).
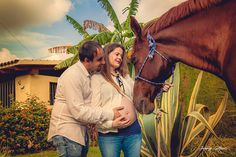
[
  {"x1": 0, "y1": 46, "x2": 74, "y2": 107},
  {"x1": 0, "y1": 59, "x2": 66, "y2": 107}
]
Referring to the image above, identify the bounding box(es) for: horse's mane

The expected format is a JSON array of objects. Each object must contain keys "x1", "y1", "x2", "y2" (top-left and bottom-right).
[{"x1": 143, "y1": 0, "x2": 225, "y2": 35}]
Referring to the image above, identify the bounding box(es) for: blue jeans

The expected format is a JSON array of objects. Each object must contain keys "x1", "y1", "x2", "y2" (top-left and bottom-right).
[
  {"x1": 98, "y1": 133, "x2": 142, "y2": 157},
  {"x1": 52, "y1": 135, "x2": 89, "y2": 157}
]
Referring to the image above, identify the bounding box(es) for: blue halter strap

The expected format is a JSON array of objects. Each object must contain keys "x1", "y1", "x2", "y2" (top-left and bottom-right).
[{"x1": 135, "y1": 32, "x2": 169, "y2": 86}]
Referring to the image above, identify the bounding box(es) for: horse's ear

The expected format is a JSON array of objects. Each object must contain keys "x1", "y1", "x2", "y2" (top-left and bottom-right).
[{"x1": 130, "y1": 16, "x2": 142, "y2": 40}]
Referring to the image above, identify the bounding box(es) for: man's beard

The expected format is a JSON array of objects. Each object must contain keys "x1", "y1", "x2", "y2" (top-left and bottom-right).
[
  {"x1": 96, "y1": 66, "x2": 102, "y2": 72},
  {"x1": 90, "y1": 66, "x2": 101, "y2": 74}
]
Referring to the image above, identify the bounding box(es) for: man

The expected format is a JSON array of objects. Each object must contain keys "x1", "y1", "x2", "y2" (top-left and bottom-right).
[{"x1": 48, "y1": 41, "x2": 129, "y2": 157}]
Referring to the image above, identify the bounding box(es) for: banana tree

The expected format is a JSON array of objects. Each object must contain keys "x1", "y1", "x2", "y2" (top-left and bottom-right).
[
  {"x1": 54, "y1": 15, "x2": 91, "y2": 69},
  {"x1": 55, "y1": 0, "x2": 139, "y2": 69},
  {"x1": 139, "y1": 64, "x2": 228, "y2": 157}
]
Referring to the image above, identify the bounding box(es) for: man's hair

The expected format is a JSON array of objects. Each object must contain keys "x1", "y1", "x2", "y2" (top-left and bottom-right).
[{"x1": 79, "y1": 41, "x2": 102, "y2": 61}]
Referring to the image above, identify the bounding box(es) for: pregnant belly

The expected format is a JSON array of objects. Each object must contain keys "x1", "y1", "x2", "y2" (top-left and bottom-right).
[{"x1": 119, "y1": 96, "x2": 137, "y2": 125}]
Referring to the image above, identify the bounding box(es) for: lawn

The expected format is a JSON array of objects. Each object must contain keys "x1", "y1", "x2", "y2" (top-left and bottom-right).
[
  {"x1": 2, "y1": 147, "x2": 125, "y2": 157},
  {"x1": 2, "y1": 138, "x2": 235, "y2": 157},
  {"x1": 1, "y1": 147, "x2": 101, "y2": 157}
]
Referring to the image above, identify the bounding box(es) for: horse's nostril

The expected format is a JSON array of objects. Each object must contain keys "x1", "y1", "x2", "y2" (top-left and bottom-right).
[
  {"x1": 144, "y1": 92, "x2": 149, "y2": 97},
  {"x1": 136, "y1": 98, "x2": 155, "y2": 114},
  {"x1": 140, "y1": 99, "x2": 145, "y2": 105},
  {"x1": 139, "y1": 99, "x2": 147, "y2": 114},
  {"x1": 134, "y1": 97, "x2": 155, "y2": 114}
]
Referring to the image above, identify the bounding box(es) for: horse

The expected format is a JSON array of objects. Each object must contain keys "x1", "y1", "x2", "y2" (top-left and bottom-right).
[{"x1": 130, "y1": 0, "x2": 236, "y2": 114}]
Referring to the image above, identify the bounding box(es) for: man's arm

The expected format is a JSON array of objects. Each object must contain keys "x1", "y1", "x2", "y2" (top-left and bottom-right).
[
  {"x1": 91, "y1": 75, "x2": 130, "y2": 128},
  {"x1": 63, "y1": 76, "x2": 114, "y2": 124}
]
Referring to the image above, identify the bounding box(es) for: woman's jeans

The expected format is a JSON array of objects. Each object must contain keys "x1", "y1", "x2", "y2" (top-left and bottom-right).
[
  {"x1": 98, "y1": 133, "x2": 142, "y2": 157},
  {"x1": 52, "y1": 134, "x2": 89, "y2": 157}
]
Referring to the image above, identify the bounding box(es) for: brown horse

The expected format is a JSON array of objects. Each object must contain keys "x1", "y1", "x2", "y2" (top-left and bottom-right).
[{"x1": 130, "y1": 0, "x2": 236, "y2": 114}]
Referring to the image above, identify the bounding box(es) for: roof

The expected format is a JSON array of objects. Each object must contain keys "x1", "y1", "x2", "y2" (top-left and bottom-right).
[{"x1": 0, "y1": 59, "x2": 61, "y2": 70}]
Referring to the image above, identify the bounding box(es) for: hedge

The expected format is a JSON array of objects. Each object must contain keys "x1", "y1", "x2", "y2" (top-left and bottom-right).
[{"x1": 0, "y1": 96, "x2": 53, "y2": 155}]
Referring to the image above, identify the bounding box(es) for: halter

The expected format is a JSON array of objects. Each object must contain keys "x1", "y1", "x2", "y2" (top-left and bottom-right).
[{"x1": 135, "y1": 32, "x2": 170, "y2": 86}]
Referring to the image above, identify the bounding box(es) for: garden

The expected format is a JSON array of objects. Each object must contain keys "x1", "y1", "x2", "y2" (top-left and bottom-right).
[{"x1": 0, "y1": 64, "x2": 235, "y2": 157}]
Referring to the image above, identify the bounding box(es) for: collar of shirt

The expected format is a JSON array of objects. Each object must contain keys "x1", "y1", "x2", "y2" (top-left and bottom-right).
[{"x1": 76, "y1": 61, "x2": 91, "y2": 78}]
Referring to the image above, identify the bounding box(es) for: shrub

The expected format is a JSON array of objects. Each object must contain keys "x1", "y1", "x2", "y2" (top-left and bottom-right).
[
  {"x1": 139, "y1": 65, "x2": 228, "y2": 157},
  {"x1": 0, "y1": 96, "x2": 53, "y2": 155}
]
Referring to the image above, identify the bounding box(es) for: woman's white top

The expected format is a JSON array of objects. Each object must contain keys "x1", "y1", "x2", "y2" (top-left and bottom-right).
[{"x1": 91, "y1": 73, "x2": 137, "y2": 133}]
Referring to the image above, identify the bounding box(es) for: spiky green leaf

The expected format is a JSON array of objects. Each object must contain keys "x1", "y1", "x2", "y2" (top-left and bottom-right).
[
  {"x1": 123, "y1": 0, "x2": 139, "y2": 29},
  {"x1": 67, "y1": 46, "x2": 78, "y2": 55},
  {"x1": 54, "y1": 54, "x2": 78, "y2": 70},
  {"x1": 97, "y1": 0, "x2": 122, "y2": 31},
  {"x1": 66, "y1": 15, "x2": 89, "y2": 38},
  {"x1": 180, "y1": 93, "x2": 227, "y2": 157},
  {"x1": 182, "y1": 72, "x2": 203, "y2": 147},
  {"x1": 92, "y1": 32, "x2": 114, "y2": 45}
]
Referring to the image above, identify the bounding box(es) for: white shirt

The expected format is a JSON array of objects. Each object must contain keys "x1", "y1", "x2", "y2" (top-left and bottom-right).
[
  {"x1": 91, "y1": 73, "x2": 136, "y2": 133},
  {"x1": 48, "y1": 61, "x2": 114, "y2": 145}
]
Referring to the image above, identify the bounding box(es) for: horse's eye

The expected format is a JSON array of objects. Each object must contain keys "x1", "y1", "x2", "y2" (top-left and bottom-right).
[{"x1": 131, "y1": 56, "x2": 137, "y2": 65}]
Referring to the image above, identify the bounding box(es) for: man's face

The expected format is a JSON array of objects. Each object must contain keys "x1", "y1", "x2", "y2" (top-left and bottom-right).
[{"x1": 89, "y1": 48, "x2": 105, "y2": 73}]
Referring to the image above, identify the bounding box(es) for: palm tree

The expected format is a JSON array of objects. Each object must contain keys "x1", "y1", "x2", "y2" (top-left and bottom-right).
[{"x1": 55, "y1": 0, "x2": 139, "y2": 69}]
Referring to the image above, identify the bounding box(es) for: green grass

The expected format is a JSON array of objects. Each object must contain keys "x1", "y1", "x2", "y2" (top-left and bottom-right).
[
  {"x1": 1, "y1": 147, "x2": 125, "y2": 157},
  {"x1": 2, "y1": 138, "x2": 235, "y2": 157},
  {"x1": 13, "y1": 151, "x2": 57, "y2": 157},
  {"x1": 179, "y1": 63, "x2": 236, "y2": 137},
  {"x1": 179, "y1": 63, "x2": 235, "y2": 112},
  {"x1": 0, "y1": 147, "x2": 100, "y2": 157},
  {"x1": 15, "y1": 147, "x2": 101, "y2": 157}
]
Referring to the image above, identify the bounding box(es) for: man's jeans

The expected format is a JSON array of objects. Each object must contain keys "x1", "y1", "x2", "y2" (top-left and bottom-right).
[
  {"x1": 52, "y1": 135, "x2": 89, "y2": 157},
  {"x1": 98, "y1": 133, "x2": 142, "y2": 157}
]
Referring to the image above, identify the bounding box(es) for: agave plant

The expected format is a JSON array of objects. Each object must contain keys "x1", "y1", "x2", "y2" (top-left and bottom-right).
[
  {"x1": 139, "y1": 64, "x2": 228, "y2": 157},
  {"x1": 55, "y1": 0, "x2": 139, "y2": 69}
]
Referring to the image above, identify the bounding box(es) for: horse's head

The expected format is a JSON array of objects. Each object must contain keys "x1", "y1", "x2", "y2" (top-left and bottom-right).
[{"x1": 130, "y1": 16, "x2": 174, "y2": 114}]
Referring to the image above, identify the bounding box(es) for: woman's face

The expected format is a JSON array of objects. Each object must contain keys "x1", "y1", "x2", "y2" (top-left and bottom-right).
[{"x1": 108, "y1": 47, "x2": 123, "y2": 70}]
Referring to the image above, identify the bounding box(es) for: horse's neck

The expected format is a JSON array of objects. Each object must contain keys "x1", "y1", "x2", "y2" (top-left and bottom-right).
[
  {"x1": 154, "y1": 4, "x2": 233, "y2": 79},
  {"x1": 157, "y1": 43, "x2": 223, "y2": 78}
]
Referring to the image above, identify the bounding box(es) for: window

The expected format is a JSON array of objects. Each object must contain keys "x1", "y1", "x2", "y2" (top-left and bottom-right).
[
  {"x1": 49, "y1": 82, "x2": 57, "y2": 105},
  {"x1": 0, "y1": 78, "x2": 15, "y2": 108}
]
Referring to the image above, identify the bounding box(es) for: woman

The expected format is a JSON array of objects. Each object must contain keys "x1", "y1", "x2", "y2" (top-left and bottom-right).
[{"x1": 91, "y1": 43, "x2": 142, "y2": 157}]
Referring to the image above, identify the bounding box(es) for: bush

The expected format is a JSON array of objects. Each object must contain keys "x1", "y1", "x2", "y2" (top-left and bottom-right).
[{"x1": 0, "y1": 96, "x2": 53, "y2": 155}]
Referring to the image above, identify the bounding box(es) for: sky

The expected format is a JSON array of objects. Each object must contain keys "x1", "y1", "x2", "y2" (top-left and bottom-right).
[{"x1": 0, "y1": 0, "x2": 185, "y2": 62}]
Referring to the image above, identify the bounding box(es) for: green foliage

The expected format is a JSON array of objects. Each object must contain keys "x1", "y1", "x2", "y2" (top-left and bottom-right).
[
  {"x1": 54, "y1": 53, "x2": 78, "y2": 70},
  {"x1": 179, "y1": 63, "x2": 236, "y2": 137},
  {"x1": 66, "y1": 15, "x2": 89, "y2": 38},
  {"x1": 122, "y1": 0, "x2": 139, "y2": 29},
  {"x1": 55, "y1": 0, "x2": 140, "y2": 69},
  {"x1": 0, "y1": 96, "x2": 53, "y2": 155},
  {"x1": 179, "y1": 63, "x2": 234, "y2": 113},
  {"x1": 92, "y1": 31, "x2": 114, "y2": 45},
  {"x1": 97, "y1": 0, "x2": 122, "y2": 31},
  {"x1": 139, "y1": 64, "x2": 229, "y2": 157}
]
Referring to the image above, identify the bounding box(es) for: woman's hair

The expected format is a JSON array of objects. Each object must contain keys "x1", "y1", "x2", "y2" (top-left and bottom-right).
[{"x1": 101, "y1": 43, "x2": 129, "y2": 94}]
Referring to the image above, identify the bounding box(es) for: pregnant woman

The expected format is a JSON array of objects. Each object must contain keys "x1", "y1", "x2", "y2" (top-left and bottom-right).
[{"x1": 91, "y1": 43, "x2": 141, "y2": 157}]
